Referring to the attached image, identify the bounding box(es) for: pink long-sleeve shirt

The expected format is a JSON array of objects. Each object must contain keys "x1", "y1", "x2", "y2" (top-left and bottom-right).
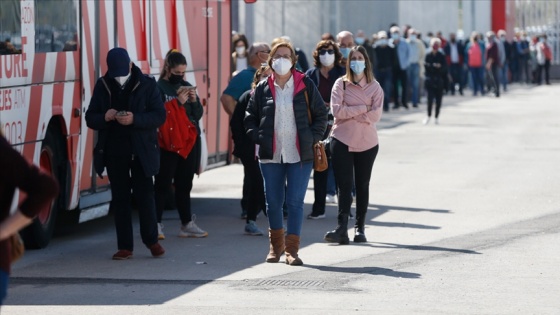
[{"x1": 330, "y1": 76, "x2": 384, "y2": 152}]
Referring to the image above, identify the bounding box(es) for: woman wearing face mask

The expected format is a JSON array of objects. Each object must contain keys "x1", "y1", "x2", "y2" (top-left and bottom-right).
[
  {"x1": 154, "y1": 50, "x2": 207, "y2": 240},
  {"x1": 305, "y1": 40, "x2": 345, "y2": 219},
  {"x1": 231, "y1": 33, "x2": 249, "y2": 76},
  {"x1": 423, "y1": 38, "x2": 448, "y2": 125},
  {"x1": 245, "y1": 42, "x2": 328, "y2": 265},
  {"x1": 324, "y1": 46, "x2": 383, "y2": 245}
]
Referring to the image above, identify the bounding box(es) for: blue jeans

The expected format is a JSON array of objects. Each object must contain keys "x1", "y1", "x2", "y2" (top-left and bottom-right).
[
  {"x1": 326, "y1": 159, "x2": 336, "y2": 196},
  {"x1": 500, "y1": 63, "x2": 508, "y2": 90},
  {"x1": 407, "y1": 63, "x2": 420, "y2": 106},
  {"x1": 469, "y1": 67, "x2": 485, "y2": 96},
  {"x1": 0, "y1": 270, "x2": 8, "y2": 305},
  {"x1": 260, "y1": 162, "x2": 313, "y2": 235}
]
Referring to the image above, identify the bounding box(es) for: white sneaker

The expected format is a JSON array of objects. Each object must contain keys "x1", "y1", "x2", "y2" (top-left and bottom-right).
[
  {"x1": 435, "y1": 118, "x2": 439, "y2": 125},
  {"x1": 423, "y1": 117, "x2": 430, "y2": 125},
  {"x1": 179, "y1": 215, "x2": 208, "y2": 238},
  {"x1": 325, "y1": 194, "x2": 337, "y2": 204},
  {"x1": 157, "y1": 223, "x2": 165, "y2": 240}
]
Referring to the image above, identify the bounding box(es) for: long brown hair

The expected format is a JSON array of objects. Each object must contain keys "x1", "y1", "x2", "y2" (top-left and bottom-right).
[{"x1": 344, "y1": 46, "x2": 374, "y2": 83}]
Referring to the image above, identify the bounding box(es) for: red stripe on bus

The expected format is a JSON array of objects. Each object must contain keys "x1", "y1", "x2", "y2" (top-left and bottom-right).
[
  {"x1": 22, "y1": 85, "x2": 43, "y2": 159},
  {"x1": 54, "y1": 53, "x2": 67, "y2": 82},
  {"x1": 52, "y1": 83, "x2": 64, "y2": 116}
]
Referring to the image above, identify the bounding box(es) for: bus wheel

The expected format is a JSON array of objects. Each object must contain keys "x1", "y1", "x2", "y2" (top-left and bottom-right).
[{"x1": 20, "y1": 129, "x2": 62, "y2": 249}]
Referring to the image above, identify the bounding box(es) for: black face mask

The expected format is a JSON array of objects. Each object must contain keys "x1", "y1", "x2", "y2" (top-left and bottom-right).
[{"x1": 169, "y1": 74, "x2": 183, "y2": 84}]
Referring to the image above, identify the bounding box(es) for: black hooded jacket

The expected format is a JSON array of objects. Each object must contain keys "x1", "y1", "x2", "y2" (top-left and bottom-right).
[{"x1": 85, "y1": 64, "x2": 166, "y2": 177}]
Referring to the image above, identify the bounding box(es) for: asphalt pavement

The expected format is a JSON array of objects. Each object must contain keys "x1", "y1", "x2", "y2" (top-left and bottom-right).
[{"x1": 3, "y1": 83, "x2": 560, "y2": 314}]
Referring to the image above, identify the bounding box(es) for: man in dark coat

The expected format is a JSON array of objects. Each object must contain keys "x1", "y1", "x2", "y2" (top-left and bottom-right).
[{"x1": 85, "y1": 47, "x2": 166, "y2": 260}]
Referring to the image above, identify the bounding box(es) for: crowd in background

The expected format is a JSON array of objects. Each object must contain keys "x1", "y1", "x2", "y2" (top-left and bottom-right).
[{"x1": 231, "y1": 25, "x2": 553, "y2": 124}]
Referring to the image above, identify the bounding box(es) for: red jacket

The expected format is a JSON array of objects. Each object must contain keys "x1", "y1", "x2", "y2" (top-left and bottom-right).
[{"x1": 157, "y1": 99, "x2": 197, "y2": 158}]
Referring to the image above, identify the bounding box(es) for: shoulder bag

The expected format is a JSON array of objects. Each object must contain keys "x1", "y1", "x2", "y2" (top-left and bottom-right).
[{"x1": 305, "y1": 90, "x2": 328, "y2": 172}]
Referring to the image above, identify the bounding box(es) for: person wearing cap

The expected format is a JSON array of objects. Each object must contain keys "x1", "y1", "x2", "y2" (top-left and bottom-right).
[{"x1": 85, "y1": 47, "x2": 166, "y2": 260}]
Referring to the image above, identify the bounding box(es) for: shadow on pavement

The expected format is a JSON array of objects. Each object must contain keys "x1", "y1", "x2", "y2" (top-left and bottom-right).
[
  {"x1": 304, "y1": 264, "x2": 421, "y2": 279},
  {"x1": 369, "y1": 242, "x2": 481, "y2": 254}
]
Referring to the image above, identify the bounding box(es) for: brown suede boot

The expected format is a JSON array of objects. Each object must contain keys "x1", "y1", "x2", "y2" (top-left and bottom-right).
[
  {"x1": 265, "y1": 228, "x2": 285, "y2": 263},
  {"x1": 284, "y1": 234, "x2": 303, "y2": 266}
]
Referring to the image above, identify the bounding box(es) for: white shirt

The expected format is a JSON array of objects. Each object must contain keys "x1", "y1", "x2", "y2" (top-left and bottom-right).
[
  {"x1": 236, "y1": 57, "x2": 247, "y2": 72},
  {"x1": 450, "y1": 43, "x2": 459, "y2": 63},
  {"x1": 260, "y1": 75, "x2": 300, "y2": 164}
]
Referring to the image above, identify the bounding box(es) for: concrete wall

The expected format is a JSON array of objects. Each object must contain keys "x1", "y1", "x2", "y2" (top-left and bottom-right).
[{"x1": 397, "y1": 0, "x2": 491, "y2": 39}]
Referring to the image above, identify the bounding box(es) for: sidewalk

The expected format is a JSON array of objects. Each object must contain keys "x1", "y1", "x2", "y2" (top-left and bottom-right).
[{"x1": 5, "y1": 83, "x2": 560, "y2": 314}]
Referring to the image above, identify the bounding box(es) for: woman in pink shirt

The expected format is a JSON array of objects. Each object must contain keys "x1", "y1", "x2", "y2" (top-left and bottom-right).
[{"x1": 324, "y1": 46, "x2": 383, "y2": 244}]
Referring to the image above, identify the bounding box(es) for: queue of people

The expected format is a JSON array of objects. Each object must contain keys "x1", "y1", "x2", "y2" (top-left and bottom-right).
[{"x1": 3, "y1": 27, "x2": 553, "y2": 296}]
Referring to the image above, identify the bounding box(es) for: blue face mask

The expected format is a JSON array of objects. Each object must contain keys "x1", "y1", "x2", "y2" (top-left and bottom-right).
[
  {"x1": 355, "y1": 37, "x2": 365, "y2": 45},
  {"x1": 340, "y1": 47, "x2": 351, "y2": 59},
  {"x1": 350, "y1": 60, "x2": 366, "y2": 75}
]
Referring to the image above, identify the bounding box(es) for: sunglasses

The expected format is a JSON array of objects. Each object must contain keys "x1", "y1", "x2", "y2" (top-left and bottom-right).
[{"x1": 319, "y1": 49, "x2": 335, "y2": 55}]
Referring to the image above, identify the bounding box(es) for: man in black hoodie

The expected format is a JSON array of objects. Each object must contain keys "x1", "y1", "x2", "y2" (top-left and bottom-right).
[{"x1": 86, "y1": 48, "x2": 166, "y2": 260}]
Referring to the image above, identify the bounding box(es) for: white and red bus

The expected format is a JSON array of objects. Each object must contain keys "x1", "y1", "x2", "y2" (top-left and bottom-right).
[{"x1": 0, "y1": 0, "x2": 233, "y2": 248}]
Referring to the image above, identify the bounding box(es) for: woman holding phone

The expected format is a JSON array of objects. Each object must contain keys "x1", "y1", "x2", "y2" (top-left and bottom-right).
[{"x1": 154, "y1": 50, "x2": 207, "y2": 240}]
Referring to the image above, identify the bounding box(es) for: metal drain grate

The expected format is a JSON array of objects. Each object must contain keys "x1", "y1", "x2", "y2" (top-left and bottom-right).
[{"x1": 254, "y1": 280, "x2": 326, "y2": 287}]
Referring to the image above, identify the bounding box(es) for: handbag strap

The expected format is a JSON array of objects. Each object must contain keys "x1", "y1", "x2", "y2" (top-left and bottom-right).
[{"x1": 304, "y1": 90, "x2": 311, "y2": 125}]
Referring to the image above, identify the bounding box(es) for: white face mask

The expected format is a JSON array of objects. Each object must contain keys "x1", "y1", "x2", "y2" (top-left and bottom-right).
[
  {"x1": 235, "y1": 46, "x2": 246, "y2": 55},
  {"x1": 116, "y1": 72, "x2": 130, "y2": 85},
  {"x1": 272, "y1": 57, "x2": 292, "y2": 75},
  {"x1": 319, "y1": 53, "x2": 335, "y2": 67}
]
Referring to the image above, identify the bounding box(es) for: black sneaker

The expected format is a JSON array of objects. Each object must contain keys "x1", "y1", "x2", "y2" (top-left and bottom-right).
[{"x1": 307, "y1": 213, "x2": 326, "y2": 220}]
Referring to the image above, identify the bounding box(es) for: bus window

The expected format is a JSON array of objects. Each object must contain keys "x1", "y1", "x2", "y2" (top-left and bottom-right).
[
  {"x1": 35, "y1": 0, "x2": 78, "y2": 52},
  {"x1": 0, "y1": 0, "x2": 21, "y2": 55}
]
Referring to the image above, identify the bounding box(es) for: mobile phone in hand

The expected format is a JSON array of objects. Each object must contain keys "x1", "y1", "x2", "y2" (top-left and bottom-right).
[
  {"x1": 116, "y1": 111, "x2": 128, "y2": 116},
  {"x1": 178, "y1": 86, "x2": 197, "y2": 93}
]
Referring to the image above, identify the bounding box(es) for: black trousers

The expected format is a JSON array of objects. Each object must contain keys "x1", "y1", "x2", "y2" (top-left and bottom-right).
[
  {"x1": 105, "y1": 154, "x2": 158, "y2": 251},
  {"x1": 449, "y1": 63, "x2": 463, "y2": 94},
  {"x1": 488, "y1": 64, "x2": 500, "y2": 97},
  {"x1": 330, "y1": 138, "x2": 379, "y2": 228},
  {"x1": 155, "y1": 148, "x2": 197, "y2": 226},
  {"x1": 537, "y1": 60, "x2": 551, "y2": 85},
  {"x1": 311, "y1": 158, "x2": 332, "y2": 215},
  {"x1": 427, "y1": 87, "x2": 443, "y2": 118},
  {"x1": 240, "y1": 155, "x2": 265, "y2": 223},
  {"x1": 392, "y1": 68, "x2": 408, "y2": 107}
]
